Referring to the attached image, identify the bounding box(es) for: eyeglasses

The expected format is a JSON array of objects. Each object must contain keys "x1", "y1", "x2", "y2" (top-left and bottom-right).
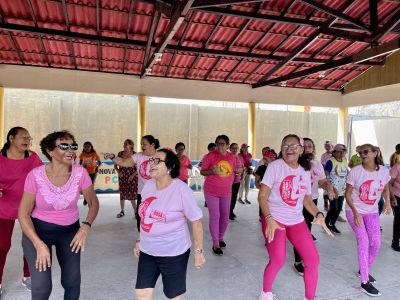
[
  {"x1": 176, "y1": 148, "x2": 185, "y2": 151},
  {"x1": 149, "y1": 157, "x2": 166, "y2": 165},
  {"x1": 18, "y1": 136, "x2": 33, "y2": 141},
  {"x1": 359, "y1": 150, "x2": 372, "y2": 156},
  {"x1": 56, "y1": 143, "x2": 79, "y2": 151},
  {"x1": 281, "y1": 144, "x2": 301, "y2": 150}
]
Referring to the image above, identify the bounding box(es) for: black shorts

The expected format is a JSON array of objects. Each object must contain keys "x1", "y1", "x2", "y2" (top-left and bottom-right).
[{"x1": 135, "y1": 249, "x2": 190, "y2": 299}]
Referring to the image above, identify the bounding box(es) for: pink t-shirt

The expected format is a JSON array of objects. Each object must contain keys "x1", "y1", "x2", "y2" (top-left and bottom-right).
[
  {"x1": 178, "y1": 155, "x2": 191, "y2": 182},
  {"x1": 233, "y1": 155, "x2": 245, "y2": 183},
  {"x1": 202, "y1": 151, "x2": 236, "y2": 196},
  {"x1": 132, "y1": 152, "x2": 152, "y2": 194},
  {"x1": 24, "y1": 164, "x2": 92, "y2": 226},
  {"x1": 261, "y1": 159, "x2": 312, "y2": 225},
  {"x1": 240, "y1": 152, "x2": 252, "y2": 168},
  {"x1": 139, "y1": 179, "x2": 203, "y2": 256},
  {"x1": 310, "y1": 160, "x2": 326, "y2": 199},
  {"x1": 390, "y1": 164, "x2": 400, "y2": 197},
  {"x1": 347, "y1": 165, "x2": 390, "y2": 214},
  {"x1": 0, "y1": 152, "x2": 43, "y2": 220}
]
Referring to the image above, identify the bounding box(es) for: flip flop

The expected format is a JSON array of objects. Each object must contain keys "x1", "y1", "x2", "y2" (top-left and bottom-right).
[{"x1": 116, "y1": 211, "x2": 125, "y2": 218}]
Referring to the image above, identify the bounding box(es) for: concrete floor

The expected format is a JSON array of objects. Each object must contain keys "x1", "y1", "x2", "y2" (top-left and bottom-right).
[{"x1": 2, "y1": 191, "x2": 400, "y2": 300}]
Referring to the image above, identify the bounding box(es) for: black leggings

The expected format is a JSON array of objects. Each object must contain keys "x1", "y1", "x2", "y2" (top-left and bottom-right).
[
  {"x1": 22, "y1": 218, "x2": 81, "y2": 300},
  {"x1": 393, "y1": 196, "x2": 400, "y2": 246},
  {"x1": 294, "y1": 199, "x2": 317, "y2": 263},
  {"x1": 325, "y1": 196, "x2": 344, "y2": 227},
  {"x1": 230, "y1": 182, "x2": 240, "y2": 216},
  {"x1": 136, "y1": 194, "x2": 142, "y2": 231}
]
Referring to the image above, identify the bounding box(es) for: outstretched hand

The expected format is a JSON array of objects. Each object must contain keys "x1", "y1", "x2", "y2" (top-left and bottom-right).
[
  {"x1": 312, "y1": 215, "x2": 334, "y2": 237},
  {"x1": 265, "y1": 218, "x2": 285, "y2": 243}
]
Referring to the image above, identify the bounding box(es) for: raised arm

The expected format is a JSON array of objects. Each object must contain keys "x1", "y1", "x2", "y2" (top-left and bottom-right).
[{"x1": 104, "y1": 153, "x2": 135, "y2": 168}]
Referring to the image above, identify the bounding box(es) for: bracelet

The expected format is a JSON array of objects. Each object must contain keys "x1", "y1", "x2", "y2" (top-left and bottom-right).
[
  {"x1": 194, "y1": 248, "x2": 203, "y2": 254},
  {"x1": 265, "y1": 214, "x2": 273, "y2": 221},
  {"x1": 315, "y1": 211, "x2": 324, "y2": 218},
  {"x1": 82, "y1": 221, "x2": 92, "y2": 227}
]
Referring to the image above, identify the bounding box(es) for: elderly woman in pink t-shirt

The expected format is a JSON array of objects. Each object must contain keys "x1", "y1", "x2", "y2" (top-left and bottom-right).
[
  {"x1": 201, "y1": 134, "x2": 236, "y2": 256},
  {"x1": 18, "y1": 131, "x2": 99, "y2": 300},
  {"x1": 175, "y1": 142, "x2": 193, "y2": 184},
  {"x1": 258, "y1": 134, "x2": 332, "y2": 300},
  {"x1": 133, "y1": 149, "x2": 205, "y2": 300}
]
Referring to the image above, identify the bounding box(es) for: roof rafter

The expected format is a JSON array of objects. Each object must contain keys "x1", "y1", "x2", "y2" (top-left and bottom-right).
[
  {"x1": 192, "y1": 0, "x2": 264, "y2": 8},
  {"x1": 61, "y1": 0, "x2": 77, "y2": 69},
  {"x1": 141, "y1": 3, "x2": 161, "y2": 75}
]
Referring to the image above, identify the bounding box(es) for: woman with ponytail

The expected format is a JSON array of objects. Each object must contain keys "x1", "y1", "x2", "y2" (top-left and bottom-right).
[
  {"x1": 0, "y1": 127, "x2": 42, "y2": 295},
  {"x1": 345, "y1": 144, "x2": 391, "y2": 297},
  {"x1": 104, "y1": 135, "x2": 159, "y2": 231},
  {"x1": 258, "y1": 134, "x2": 332, "y2": 300}
]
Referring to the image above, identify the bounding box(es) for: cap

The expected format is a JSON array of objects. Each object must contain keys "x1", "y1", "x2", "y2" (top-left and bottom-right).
[
  {"x1": 333, "y1": 144, "x2": 347, "y2": 152},
  {"x1": 324, "y1": 141, "x2": 333, "y2": 145},
  {"x1": 241, "y1": 143, "x2": 249, "y2": 148},
  {"x1": 263, "y1": 150, "x2": 277, "y2": 160}
]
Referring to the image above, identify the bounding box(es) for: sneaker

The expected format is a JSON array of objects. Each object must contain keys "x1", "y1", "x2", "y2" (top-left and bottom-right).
[
  {"x1": 212, "y1": 247, "x2": 223, "y2": 256},
  {"x1": 360, "y1": 281, "x2": 381, "y2": 297},
  {"x1": 330, "y1": 225, "x2": 341, "y2": 234},
  {"x1": 337, "y1": 215, "x2": 347, "y2": 222},
  {"x1": 22, "y1": 277, "x2": 32, "y2": 291},
  {"x1": 358, "y1": 271, "x2": 376, "y2": 283},
  {"x1": 245, "y1": 199, "x2": 251, "y2": 204},
  {"x1": 391, "y1": 244, "x2": 400, "y2": 252},
  {"x1": 219, "y1": 240, "x2": 226, "y2": 248},
  {"x1": 238, "y1": 199, "x2": 245, "y2": 204},
  {"x1": 293, "y1": 262, "x2": 304, "y2": 276},
  {"x1": 259, "y1": 291, "x2": 278, "y2": 300}
]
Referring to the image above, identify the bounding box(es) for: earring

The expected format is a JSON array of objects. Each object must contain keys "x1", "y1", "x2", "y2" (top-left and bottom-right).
[{"x1": 167, "y1": 170, "x2": 170, "y2": 174}]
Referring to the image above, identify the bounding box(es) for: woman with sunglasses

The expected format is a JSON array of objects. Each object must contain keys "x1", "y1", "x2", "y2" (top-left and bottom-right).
[
  {"x1": 175, "y1": 142, "x2": 192, "y2": 184},
  {"x1": 0, "y1": 127, "x2": 42, "y2": 295},
  {"x1": 133, "y1": 149, "x2": 205, "y2": 300},
  {"x1": 292, "y1": 138, "x2": 335, "y2": 276},
  {"x1": 345, "y1": 144, "x2": 391, "y2": 297},
  {"x1": 104, "y1": 135, "x2": 159, "y2": 231},
  {"x1": 258, "y1": 134, "x2": 332, "y2": 300},
  {"x1": 115, "y1": 139, "x2": 138, "y2": 218},
  {"x1": 19, "y1": 130, "x2": 99, "y2": 300},
  {"x1": 79, "y1": 141, "x2": 101, "y2": 206},
  {"x1": 200, "y1": 134, "x2": 236, "y2": 255}
]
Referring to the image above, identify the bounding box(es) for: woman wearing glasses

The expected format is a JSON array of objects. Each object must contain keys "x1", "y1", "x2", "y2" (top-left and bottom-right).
[
  {"x1": 0, "y1": 127, "x2": 42, "y2": 295},
  {"x1": 19, "y1": 130, "x2": 99, "y2": 300},
  {"x1": 133, "y1": 149, "x2": 205, "y2": 300},
  {"x1": 258, "y1": 134, "x2": 332, "y2": 300},
  {"x1": 104, "y1": 135, "x2": 159, "y2": 231},
  {"x1": 200, "y1": 134, "x2": 236, "y2": 255},
  {"x1": 345, "y1": 144, "x2": 391, "y2": 297}
]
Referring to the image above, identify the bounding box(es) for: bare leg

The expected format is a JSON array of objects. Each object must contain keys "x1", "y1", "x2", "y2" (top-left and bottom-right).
[
  {"x1": 120, "y1": 199, "x2": 125, "y2": 212},
  {"x1": 136, "y1": 288, "x2": 154, "y2": 300},
  {"x1": 130, "y1": 199, "x2": 137, "y2": 212}
]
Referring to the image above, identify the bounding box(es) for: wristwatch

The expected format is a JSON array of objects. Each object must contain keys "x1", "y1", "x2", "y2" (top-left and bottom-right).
[{"x1": 194, "y1": 248, "x2": 203, "y2": 254}]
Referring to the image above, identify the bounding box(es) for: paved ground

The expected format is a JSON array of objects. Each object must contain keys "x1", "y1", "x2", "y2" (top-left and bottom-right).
[{"x1": 2, "y1": 191, "x2": 400, "y2": 300}]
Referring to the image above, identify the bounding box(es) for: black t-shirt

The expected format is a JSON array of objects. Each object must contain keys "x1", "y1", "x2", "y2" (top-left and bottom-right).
[{"x1": 255, "y1": 164, "x2": 267, "y2": 181}]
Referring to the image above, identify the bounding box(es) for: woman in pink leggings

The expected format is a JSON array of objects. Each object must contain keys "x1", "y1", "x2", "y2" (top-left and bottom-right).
[
  {"x1": 201, "y1": 135, "x2": 236, "y2": 256},
  {"x1": 258, "y1": 134, "x2": 332, "y2": 300},
  {"x1": 345, "y1": 144, "x2": 391, "y2": 297}
]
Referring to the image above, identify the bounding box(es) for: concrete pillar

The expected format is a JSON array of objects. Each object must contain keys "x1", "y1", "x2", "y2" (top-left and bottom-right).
[
  {"x1": 0, "y1": 87, "x2": 4, "y2": 147},
  {"x1": 337, "y1": 107, "x2": 349, "y2": 145},
  {"x1": 248, "y1": 102, "x2": 256, "y2": 154},
  {"x1": 137, "y1": 94, "x2": 147, "y2": 152}
]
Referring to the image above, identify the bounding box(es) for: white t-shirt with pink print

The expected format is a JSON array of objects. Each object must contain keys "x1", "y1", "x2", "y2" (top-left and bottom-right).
[
  {"x1": 261, "y1": 159, "x2": 312, "y2": 226},
  {"x1": 139, "y1": 179, "x2": 203, "y2": 257},
  {"x1": 346, "y1": 164, "x2": 390, "y2": 214},
  {"x1": 132, "y1": 152, "x2": 152, "y2": 194},
  {"x1": 310, "y1": 160, "x2": 326, "y2": 199}
]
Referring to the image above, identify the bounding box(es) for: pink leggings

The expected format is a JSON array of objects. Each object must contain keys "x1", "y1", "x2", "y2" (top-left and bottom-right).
[
  {"x1": 0, "y1": 218, "x2": 30, "y2": 283},
  {"x1": 263, "y1": 220, "x2": 319, "y2": 300},
  {"x1": 204, "y1": 193, "x2": 231, "y2": 245},
  {"x1": 345, "y1": 210, "x2": 380, "y2": 283}
]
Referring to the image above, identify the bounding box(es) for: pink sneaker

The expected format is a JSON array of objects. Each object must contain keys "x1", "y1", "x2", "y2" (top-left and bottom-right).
[{"x1": 259, "y1": 291, "x2": 278, "y2": 300}]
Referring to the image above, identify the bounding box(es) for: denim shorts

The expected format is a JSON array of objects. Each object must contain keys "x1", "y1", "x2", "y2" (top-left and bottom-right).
[{"x1": 135, "y1": 249, "x2": 190, "y2": 298}]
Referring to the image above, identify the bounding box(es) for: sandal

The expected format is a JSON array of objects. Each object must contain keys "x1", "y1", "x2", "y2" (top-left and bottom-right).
[{"x1": 116, "y1": 211, "x2": 125, "y2": 218}]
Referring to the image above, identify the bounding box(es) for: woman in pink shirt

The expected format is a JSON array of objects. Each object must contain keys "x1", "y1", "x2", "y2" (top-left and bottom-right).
[
  {"x1": 18, "y1": 130, "x2": 99, "y2": 300},
  {"x1": 175, "y1": 142, "x2": 192, "y2": 184},
  {"x1": 0, "y1": 127, "x2": 42, "y2": 295},
  {"x1": 390, "y1": 154, "x2": 400, "y2": 252},
  {"x1": 201, "y1": 135, "x2": 236, "y2": 256},
  {"x1": 238, "y1": 143, "x2": 252, "y2": 204},
  {"x1": 345, "y1": 144, "x2": 391, "y2": 297},
  {"x1": 258, "y1": 134, "x2": 332, "y2": 300},
  {"x1": 229, "y1": 143, "x2": 244, "y2": 221},
  {"x1": 133, "y1": 149, "x2": 205, "y2": 300}
]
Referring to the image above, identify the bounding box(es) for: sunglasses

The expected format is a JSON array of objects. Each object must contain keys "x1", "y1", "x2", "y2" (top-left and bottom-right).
[
  {"x1": 56, "y1": 143, "x2": 79, "y2": 151},
  {"x1": 149, "y1": 157, "x2": 166, "y2": 165},
  {"x1": 359, "y1": 150, "x2": 372, "y2": 156}
]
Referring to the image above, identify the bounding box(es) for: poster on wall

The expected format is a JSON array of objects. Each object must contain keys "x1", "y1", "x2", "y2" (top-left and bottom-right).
[{"x1": 95, "y1": 161, "x2": 119, "y2": 193}]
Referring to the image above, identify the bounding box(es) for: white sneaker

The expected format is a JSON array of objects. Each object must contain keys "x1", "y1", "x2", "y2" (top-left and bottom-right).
[{"x1": 259, "y1": 291, "x2": 278, "y2": 300}]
